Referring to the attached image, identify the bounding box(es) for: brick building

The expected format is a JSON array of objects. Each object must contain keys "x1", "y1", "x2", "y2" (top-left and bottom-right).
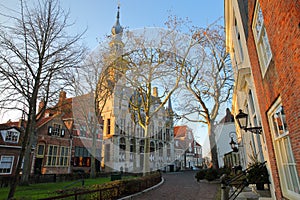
[
  {"x1": 225, "y1": 0, "x2": 300, "y2": 199},
  {"x1": 0, "y1": 121, "x2": 24, "y2": 176},
  {"x1": 34, "y1": 91, "x2": 102, "y2": 175},
  {"x1": 0, "y1": 91, "x2": 103, "y2": 177}
]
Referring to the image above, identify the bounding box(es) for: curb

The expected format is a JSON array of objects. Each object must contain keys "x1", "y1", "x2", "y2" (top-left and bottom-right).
[{"x1": 118, "y1": 177, "x2": 165, "y2": 200}]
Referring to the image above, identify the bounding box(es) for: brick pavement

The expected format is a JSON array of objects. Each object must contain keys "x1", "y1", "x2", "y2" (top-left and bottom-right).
[{"x1": 130, "y1": 170, "x2": 219, "y2": 200}]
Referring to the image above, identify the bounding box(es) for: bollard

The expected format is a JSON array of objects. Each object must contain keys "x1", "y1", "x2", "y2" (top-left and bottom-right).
[{"x1": 220, "y1": 174, "x2": 229, "y2": 200}]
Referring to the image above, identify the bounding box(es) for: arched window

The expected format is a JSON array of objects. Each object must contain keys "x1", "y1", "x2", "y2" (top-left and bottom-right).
[
  {"x1": 130, "y1": 139, "x2": 134, "y2": 153},
  {"x1": 119, "y1": 137, "x2": 126, "y2": 162},
  {"x1": 119, "y1": 137, "x2": 126, "y2": 151},
  {"x1": 159, "y1": 142, "x2": 163, "y2": 157},
  {"x1": 167, "y1": 143, "x2": 171, "y2": 157},
  {"x1": 139, "y1": 139, "x2": 145, "y2": 153},
  {"x1": 150, "y1": 141, "x2": 155, "y2": 152}
]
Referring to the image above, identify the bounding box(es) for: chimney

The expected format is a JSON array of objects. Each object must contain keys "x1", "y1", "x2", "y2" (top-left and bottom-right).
[
  {"x1": 59, "y1": 90, "x2": 66, "y2": 103},
  {"x1": 58, "y1": 90, "x2": 66, "y2": 113},
  {"x1": 153, "y1": 87, "x2": 158, "y2": 97},
  {"x1": 38, "y1": 98, "x2": 45, "y2": 113}
]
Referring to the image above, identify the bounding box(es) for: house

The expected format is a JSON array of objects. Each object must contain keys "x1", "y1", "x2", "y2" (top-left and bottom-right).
[
  {"x1": 174, "y1": 125, "x2": 202, "y2": 169},
  {"x1": 225, "y1": 0, "x2": 300, "y2": 199},
  {"x1": 34, "y1": 91, "x2": 103, "y2": 175},
  {"x1": 215, "y1": 108, "x2": 240, "y2": 168},
  {"x1": 0, "y1": 120, "x2": 24, "y2": 176},
  {"x1": 0, "y1": 92, "x2": 103, "y2": 176}
]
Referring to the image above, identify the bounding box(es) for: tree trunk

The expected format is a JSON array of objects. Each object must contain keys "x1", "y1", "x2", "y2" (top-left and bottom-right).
[
  {"x1": 7, "y1": 109, "x2": 35, "y2": 199},
  {"x1": 208, "y1": 122, "x2": 219, "y2": 169},
  {"x1": 20, "y1": 127, "x2": 35, "y2": 185},
  {"x1": 143, "y1": 125, "x2": 150, "y2": 176},
  {"x1": 90, "y1": 128, "x2": 96, "y2": 178}
]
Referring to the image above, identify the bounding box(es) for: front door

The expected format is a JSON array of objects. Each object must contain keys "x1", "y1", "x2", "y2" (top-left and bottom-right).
[{"x1": 34, "y1": 158, "x2": 43, "y2": 174}]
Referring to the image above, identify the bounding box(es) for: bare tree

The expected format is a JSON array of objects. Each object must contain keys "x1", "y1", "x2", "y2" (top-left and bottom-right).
[
  {"x1": 71, "y1": 48, "x2": 113, "y2": 178},
  {"x1": 178, "y1": 23, "x2": 233, "y2": 169},
  {"x1": 105, "y1": 28, "x2": 194, "y2": 175},
  {"x1": 0, "y1": 0, "x2": 86, "y2": 198}
]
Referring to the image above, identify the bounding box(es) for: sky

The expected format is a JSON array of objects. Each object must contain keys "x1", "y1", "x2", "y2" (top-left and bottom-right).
[
  {"x1": 0, "y1": 0, "x2": 226, "y2": 156},
  {"x1": 61, "y1": 0, "x2": 224, "y2": 50},
  {"x1": 0, "y1": 0, "x2": 224, "y2": 50}
]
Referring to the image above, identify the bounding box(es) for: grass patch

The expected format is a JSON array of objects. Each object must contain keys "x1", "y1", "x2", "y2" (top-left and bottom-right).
[{"x1": 0, "y1": 177, "x2": 111, "y2": 200}]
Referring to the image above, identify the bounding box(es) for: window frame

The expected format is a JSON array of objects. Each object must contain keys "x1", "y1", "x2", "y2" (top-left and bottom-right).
[
  {"x1": 47, "y1": 145, "x2": 58, "y2": 166},
  {"x1": 52, "y1": 124, "x2": 61, "y2": 136},
  {"x1": 0, "y1": 155, "x2": 14, "y2": 174},
  {"x1": 59, "y1": 146, "x2": 70, "y2": 166},
  {"x1": 36, "y1": 144, "x2": 45, "y2": 158},
  {"x1": 4, "y1": 130, "x2": 19, "y2": 143},
  {"x1": 252, "y1": 1, "x2": 272, "y2": 77},
  {"x1": 268, "y1": 98, "x2": 300, "y2": 198}
]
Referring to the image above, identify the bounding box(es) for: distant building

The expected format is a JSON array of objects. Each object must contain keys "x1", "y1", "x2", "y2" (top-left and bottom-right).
[
  {"x1": 174, "y1": 125, "x2": 202, "y2": 169},
  {"x1": 97, "y1": 6, "x2": 175, "y2": 173},
  {"x1": 215, "y1": 108, "x2": 239, "y2": 168}
]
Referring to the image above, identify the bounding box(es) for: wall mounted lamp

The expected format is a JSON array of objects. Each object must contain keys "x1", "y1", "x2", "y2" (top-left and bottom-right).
[{"x1": 235, "y1": 109, "x2": 262, "y2": 134}]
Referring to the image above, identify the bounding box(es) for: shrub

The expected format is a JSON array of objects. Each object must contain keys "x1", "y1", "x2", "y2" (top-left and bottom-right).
[
  {"x1": 204, "y1": 168, "x2": 218, "y2": 181},
  {"x1": 217, "y1": 167, "x2": 231, "y2": 177},
  {"x1": 195, "y1": 170, "x2": 206, "y2": 182}
]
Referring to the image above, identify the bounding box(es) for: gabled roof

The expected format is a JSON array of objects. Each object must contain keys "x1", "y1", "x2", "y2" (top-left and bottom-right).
[
  {"x1": 219, "y1": 108, "x2": 234, "y2": 123},
  {"x1": 194, "y1": 141, "x2": 201, "y2": 147},
  {"x1": 36, "y1": 116, "x2": 55, "y2": 128},
  {"x1": 0, "y1": 124, "x2": 21, "y2": 132},
  {"x1": 174, "y1": 125, "x2": 187, "y2": 137}
]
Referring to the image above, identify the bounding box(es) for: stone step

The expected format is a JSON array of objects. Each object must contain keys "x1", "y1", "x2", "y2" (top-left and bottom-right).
[{"x1": 235, "y1": 191, "x2": 259, "y2": 200}]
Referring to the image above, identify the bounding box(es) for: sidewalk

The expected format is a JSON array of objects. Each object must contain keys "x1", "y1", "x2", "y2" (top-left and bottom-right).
[{"x1": 232, "y1": 185, "x2": 272, "y2": 200}]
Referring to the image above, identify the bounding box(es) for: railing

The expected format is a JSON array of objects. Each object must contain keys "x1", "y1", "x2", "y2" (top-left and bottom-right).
[
  {"x1": 38, "y1": 186, "x2": 120, "y2": 200},
  {"x1": 221, "y1": 161, "x2": 268, "y2": 200},
  {"x1": 0, "y1": 172, "x2": 124, "y2": 188}
]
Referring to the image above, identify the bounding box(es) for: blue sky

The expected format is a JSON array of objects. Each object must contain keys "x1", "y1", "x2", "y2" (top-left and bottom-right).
[
  {"x1": 1, "y1": 0, "x2": 224, "y2": 49},
  {"x1": 60, "y1": 0, "x2": 225, "y2": 49},
  {"x1": 0, "y1": 0, "x2": 225, "y2": 156}
]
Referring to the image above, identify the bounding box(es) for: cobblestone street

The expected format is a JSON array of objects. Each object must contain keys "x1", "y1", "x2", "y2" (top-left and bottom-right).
[{"x1": 131, "y1": 170, "x2": 219, "y2": 200}]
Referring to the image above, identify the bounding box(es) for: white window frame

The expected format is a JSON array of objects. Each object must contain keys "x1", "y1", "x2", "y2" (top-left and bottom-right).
[
  {"x1": 0, "y1": 156, "x2": 14, "y2": 174},
  {"x1": 268, "y1": 98, "x2": 300, "y2": 199},
  {"x1": 252, "y1": 2, "x2": 272, "y2": 77},
  {"x1": 59, "y1": 146, "x2": 70, "y2": 166},
  {"x1": 4, "y1": 130, "x2": 19, "y2": 143},
  {"x1": 53, "y1": 124, "x2": 61, "y2": 136},
  {"x1": 47, "y1": 145, "x2": 58, "y2": 166}
]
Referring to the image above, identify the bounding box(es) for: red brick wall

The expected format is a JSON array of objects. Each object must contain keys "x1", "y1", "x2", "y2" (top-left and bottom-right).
[
  {"x1": 247, "y1": 0, "x2": 300, "y2": 199},
  {"x1": 0, "y1": 148, "x2": 21, "y2": 176}
]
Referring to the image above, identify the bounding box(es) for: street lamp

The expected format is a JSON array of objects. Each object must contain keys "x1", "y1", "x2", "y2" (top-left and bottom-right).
[
  {"x1": 235, "y1": 109, "x2": 262, "y2": 134},
  {"x1": 229, "y1": 132, "x2": 238, "y2": 152}
]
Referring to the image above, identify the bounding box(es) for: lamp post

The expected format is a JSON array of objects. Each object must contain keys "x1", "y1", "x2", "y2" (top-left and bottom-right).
[
  {"x1": 235, "y1": 109, "x2": 262, "y2": 134},
  {"x1": 229, "y1": 132, "x2": 238, "y2": 152}
]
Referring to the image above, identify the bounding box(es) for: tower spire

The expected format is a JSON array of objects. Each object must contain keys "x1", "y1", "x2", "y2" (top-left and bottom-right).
[{"x1": 111, "y1": 3, "x2": 123, "y2": 36}]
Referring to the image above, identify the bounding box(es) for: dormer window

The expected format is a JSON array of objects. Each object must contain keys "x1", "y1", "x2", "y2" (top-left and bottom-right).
[{"x1": 4, "y1": 130, "x2": 19, "y2": 143}]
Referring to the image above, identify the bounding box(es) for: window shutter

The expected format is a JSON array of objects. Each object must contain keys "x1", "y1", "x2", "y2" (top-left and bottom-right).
[
  {"x1": 61, "y1": 129, "x2": 65, "y2": 137},
  {"x1": 48, "y1": 126, "x2": 52, "y2": 135}
]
